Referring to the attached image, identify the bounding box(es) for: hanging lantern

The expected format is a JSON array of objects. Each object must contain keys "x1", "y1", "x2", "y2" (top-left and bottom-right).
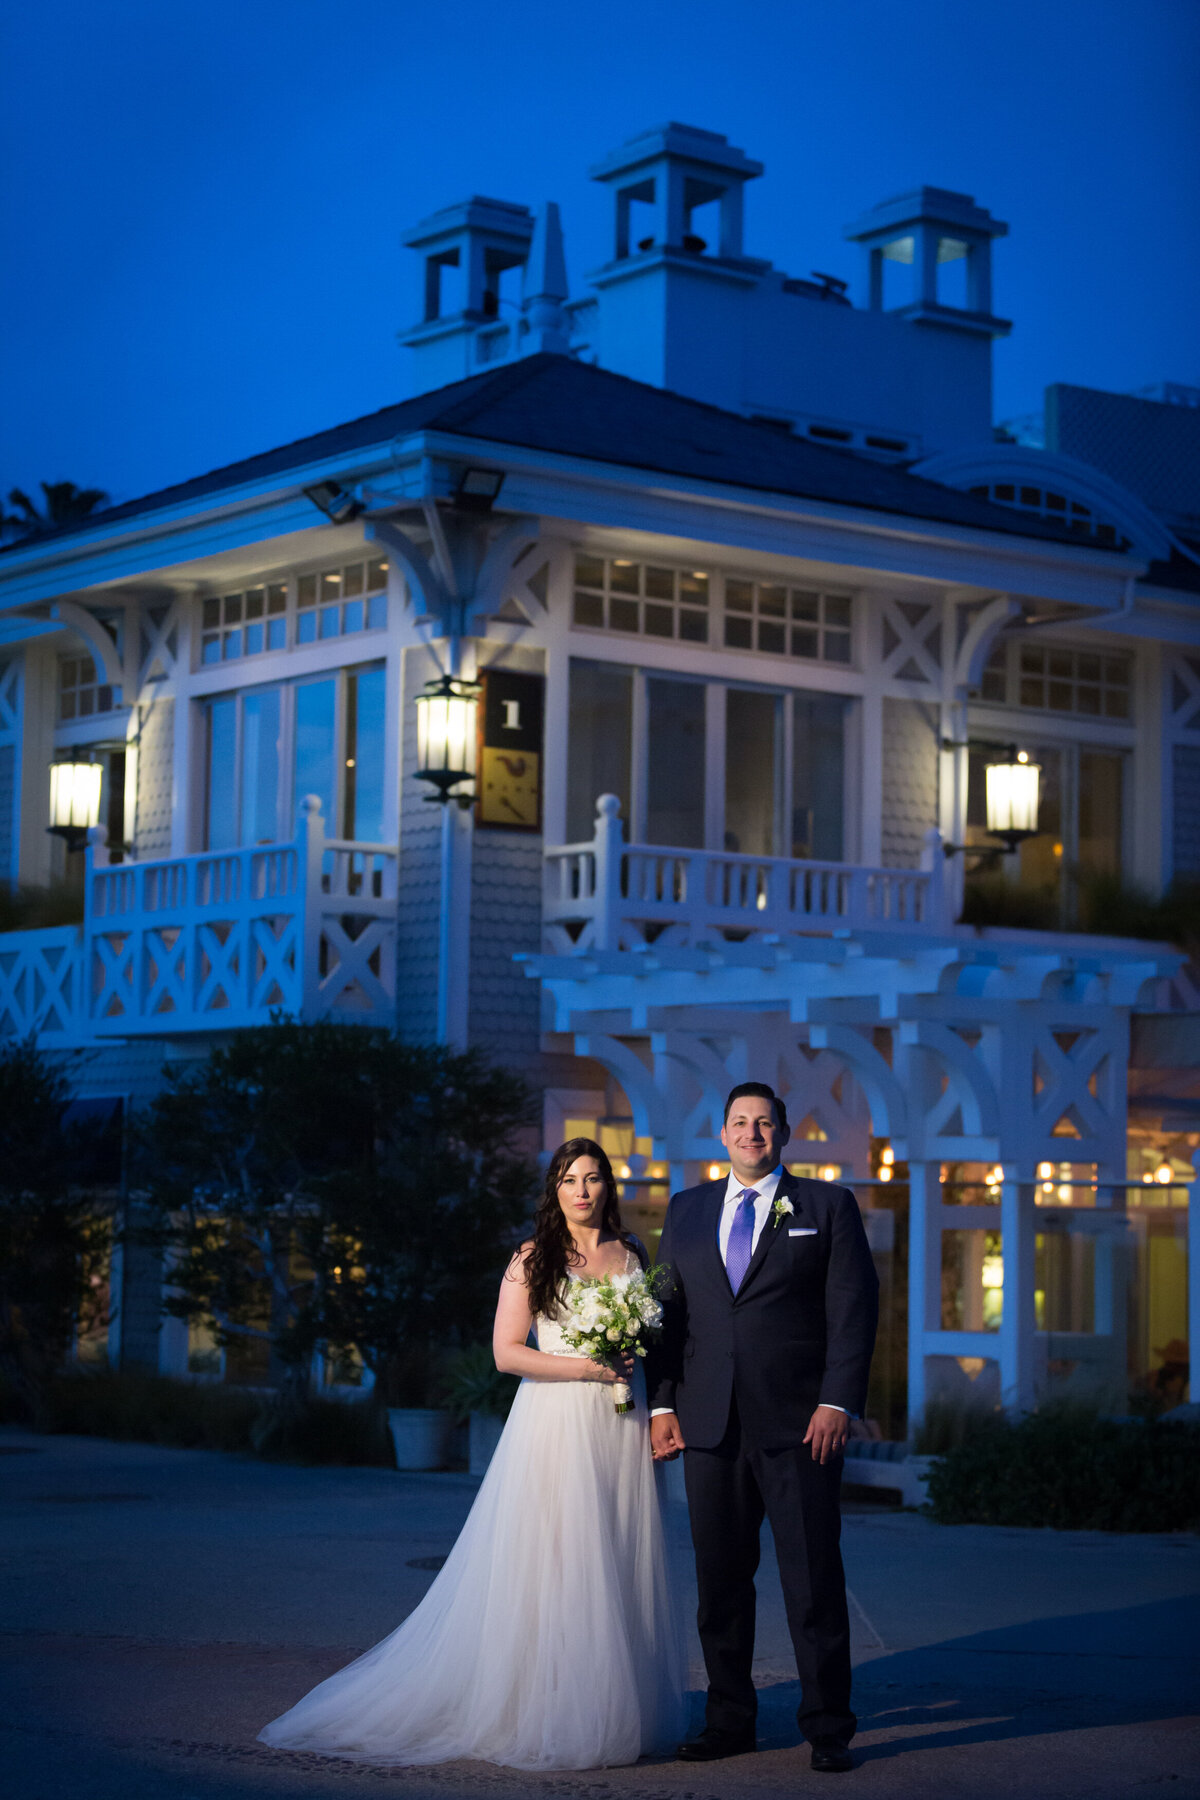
[
  {"x1": 48, "y1": 760, "x2": 103, "y2": 850},
  {"x1": 413, "y1": 674, "x2": 481, "y2": 805},
  {"x1": 984, "y1": 748, "x2": 1041, "y2": 852}
]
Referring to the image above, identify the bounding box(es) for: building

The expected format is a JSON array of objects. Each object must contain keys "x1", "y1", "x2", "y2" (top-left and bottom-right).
[{"x1": 1, "y1": 124, "x2": 1196, "y2": 1428}]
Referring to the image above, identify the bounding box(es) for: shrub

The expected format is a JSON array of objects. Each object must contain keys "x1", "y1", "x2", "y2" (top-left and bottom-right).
[
  {"x1": 1, "y1": 1368, "x2": 393, "y2": 1465},
  {"x1": 912, "y1": 1391, "x2": 1001, "y2": 1455},
  {"x1": 924, "y1": 1407, "x2": 1200, "y2": 1531},
  {"x1": 438, "y1": 1343, "x2": 519, "y2": 1423}
]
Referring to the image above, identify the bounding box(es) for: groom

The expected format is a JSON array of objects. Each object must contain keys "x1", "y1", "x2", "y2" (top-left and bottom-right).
[{"x1": 649, "y1": 1083, "x2": 878, "y2": 1774}]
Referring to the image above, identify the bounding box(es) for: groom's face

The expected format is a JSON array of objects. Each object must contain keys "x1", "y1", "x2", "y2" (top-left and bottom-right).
[{"x1": 720, "y1": 1096, "x2": 789, "y2": 1183}]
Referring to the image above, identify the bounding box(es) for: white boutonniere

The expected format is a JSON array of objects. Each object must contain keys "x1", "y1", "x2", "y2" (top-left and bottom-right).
[{"x1": 772, "y1": 1196, "x2": 795, "y2": 1229}]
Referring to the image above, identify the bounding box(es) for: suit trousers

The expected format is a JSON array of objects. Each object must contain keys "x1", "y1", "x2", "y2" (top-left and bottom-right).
[{"x1": 682, "y1": 1392, "x2": 855, "y2": 1745}]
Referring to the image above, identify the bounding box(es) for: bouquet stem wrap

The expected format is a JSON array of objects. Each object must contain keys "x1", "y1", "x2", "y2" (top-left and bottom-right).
[{"x1": 558, "y1": 1262, "x2": 670, "y2": 1414}]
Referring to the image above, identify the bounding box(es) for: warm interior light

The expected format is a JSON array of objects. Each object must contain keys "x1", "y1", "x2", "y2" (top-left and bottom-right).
[
  {"x1": 618, "y1": 1164, "x2": 631, "y2": 1179},
  {"x1": 881, "y1": 1146, "x2": 895, "y2": 1166},
  {"x1": 707, "y1": 1162, "x2": 723, "y2": 1180},
  {"x1": 819, "y1": 1164, "x2": 839, "y2": 1182},
  {"x1": 1037, "y1": 1161, "x2": 1053, "y2": 1180},
  {"x1": 1155, "y1": 1162, "x2": 1174, "y2": 1185},
  {"x1": 986, "y1": 750, "x2": 1041, "y2": 840},
  {"x1": 48, "y1": 760, "x2": 103, "y2": 838},
  {"x1": 414, "y1": 674, "x2": 481, "y2": 804},
  {"x1": 981, "y1": 1254, "x2": 1005, "y2": 1290},
  {"x1": 878, "y1": 1165, "x2": 893, "y2": 1182}
]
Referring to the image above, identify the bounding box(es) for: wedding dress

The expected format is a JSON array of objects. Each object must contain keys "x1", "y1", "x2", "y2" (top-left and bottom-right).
[{"x1": 258, "y1": 1251, "x2": 687, "y2": 1770}]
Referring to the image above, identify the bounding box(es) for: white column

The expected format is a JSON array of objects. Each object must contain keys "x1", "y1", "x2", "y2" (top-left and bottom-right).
[
  {"x1": 436, "y1": 801, "x2": 473, "y2": 1048},
  {"x1": 999, "y1": 1178, "x2": 1037, "y2": 1413},
  {"x1": 906, "y1": 1160, "x2": 941, "y2": 1435}
]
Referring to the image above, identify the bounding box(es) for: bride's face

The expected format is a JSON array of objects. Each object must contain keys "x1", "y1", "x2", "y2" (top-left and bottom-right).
[{"x1": 556, "y1": 1155, "x2": 607, "y2": 1230}]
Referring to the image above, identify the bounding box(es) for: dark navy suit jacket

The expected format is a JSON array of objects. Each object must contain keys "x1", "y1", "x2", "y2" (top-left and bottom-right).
[{"x1": 646, "y1": 1173, "x2": 879, "y2": 1452}]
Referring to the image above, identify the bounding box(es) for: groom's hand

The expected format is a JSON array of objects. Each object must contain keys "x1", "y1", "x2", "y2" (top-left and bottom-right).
[
  {"x1": 804, "y1": 1405, "x2": 850, "y2": 1464},
  {"x1": 650, "y1": 1412, "x2": 686, "y2": 1461}
]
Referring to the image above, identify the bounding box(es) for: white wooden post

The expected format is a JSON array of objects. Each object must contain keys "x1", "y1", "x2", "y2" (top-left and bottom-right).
[
  {"x1": 297, "y1": 795, "x2": 325, "y2": 1020},
  {"x1": 906, "y1": 1159, "x2": 941, "y2": 1437},
  {"x1": 920, "y1": 826, "x2": 948, "y2": 928},
  {"x1": 593, "y1": 794, "x2": 624, "y2": 953},
  {"x1": 436, "y1": 800, "x2": 473, "y2": 1049},
  {"x1": 999, "y1": 1177, "x2": 1037, "y2": 1413}
]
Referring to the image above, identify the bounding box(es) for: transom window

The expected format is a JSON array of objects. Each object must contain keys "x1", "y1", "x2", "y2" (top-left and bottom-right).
[
  {"x1": 59, "y1": 654, "x2": 120, "y2": 721},
  {"x1": 573, "y1": 555, "x2": 709, "y2": 642},
  {"x1": 571, "y1": 553, "x2": 853, "y2": 665},
  {"x1": 724, "y1": 580, "x2": 851, "y2": 663},
  {"x1": 980, "y1": 640, "x2": 1132, "y2": 719},
  {"x1": 200, "y1": 558, "x2": 389, "y2": 666},
  {"x1": 967, "y1": 481, "x2": 1128, "y2": 549}
]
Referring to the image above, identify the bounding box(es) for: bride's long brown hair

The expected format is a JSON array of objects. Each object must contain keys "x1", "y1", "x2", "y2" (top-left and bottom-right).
[{"x1": 523, "y1": 1137, "x2": 641, "y2": 1320}]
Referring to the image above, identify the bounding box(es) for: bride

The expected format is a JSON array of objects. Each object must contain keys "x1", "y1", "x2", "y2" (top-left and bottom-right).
[{"x1": 258, "y1": 1137, "x2": 687, "y2": 1770}]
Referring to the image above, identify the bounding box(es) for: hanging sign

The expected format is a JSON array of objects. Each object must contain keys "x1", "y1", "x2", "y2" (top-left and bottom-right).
[{"x1": 476, "y1": 668, "x2": 544, "y2": 830}]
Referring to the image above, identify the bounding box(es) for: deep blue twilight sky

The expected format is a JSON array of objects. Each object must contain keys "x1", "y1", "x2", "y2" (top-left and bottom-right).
[{"x1": 2, "y1": 0, "x2": 1197, "y2": 511}]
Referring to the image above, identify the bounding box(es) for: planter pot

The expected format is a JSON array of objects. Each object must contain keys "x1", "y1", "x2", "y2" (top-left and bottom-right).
[
  {"x1": 387, "y1": 1407, "x2": 453, "y2": 1471},
  {"x1": 468, "y1": 1411, "x2": 506, "y2": 1475}
]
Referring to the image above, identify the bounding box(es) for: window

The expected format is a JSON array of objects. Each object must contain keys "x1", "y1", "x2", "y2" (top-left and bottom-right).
[
  {"x1": 724, "y1": 580, "x2": 852, "y2": 664},
  {"x1": 202, "y1": 665, "x2": 387, "y2": 850},
  {"x1": 725, "y1": 687, "x2": 780, "y2": 856},
  {"x1": 200, "y1": 558, "x2": 388, "y2": 666},
  {"x1": 980, "y1": 640, "x2": 1132, "y2": 720},
  {"x1": 571, "y1": 553, "x2": 854, "y2": 666},
  {"x1": 965, "y1": 741, "x2": 1125, "y2": 923},
  {"x1": 59, "y1": 653, "x2": 120, "y2": 721},
  {"x1": 646, "y1": 678, "x2": 706, "y2": 848},
  {"x1": 967, "y1": 482, "x2": 1127, "y2": 548},
  {"x1": 567, "y1": 661, "x2": 633, "y2": 842},
  {"x1": 573, "y1": 555, "x2": 709, "y2": 642},
  {"x1": 565, "y1": 658, "x2": 849, "y2": 862}
]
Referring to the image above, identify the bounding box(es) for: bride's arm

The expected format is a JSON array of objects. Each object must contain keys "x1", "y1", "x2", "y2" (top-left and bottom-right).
[{"x1": 492, "y1": 1246, "x2": 628, "y2": 1384}]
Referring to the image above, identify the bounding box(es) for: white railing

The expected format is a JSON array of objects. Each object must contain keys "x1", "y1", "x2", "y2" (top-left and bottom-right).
[
  {"x1": 543, "y1": 795, "x2": 947, "y2": 953},
  {"x1": 0, "y1": 797, "x2": 398, "y2": 1042}
]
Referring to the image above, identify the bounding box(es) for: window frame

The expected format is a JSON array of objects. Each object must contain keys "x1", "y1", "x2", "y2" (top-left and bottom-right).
[{"x1": 196, "y1": 554, "x2": 390, "y2": 671}]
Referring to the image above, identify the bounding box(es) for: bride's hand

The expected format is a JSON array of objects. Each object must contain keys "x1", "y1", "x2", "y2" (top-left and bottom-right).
[{"x1": 584, "y1": 1351, "x2": 635, "y2": 1383}]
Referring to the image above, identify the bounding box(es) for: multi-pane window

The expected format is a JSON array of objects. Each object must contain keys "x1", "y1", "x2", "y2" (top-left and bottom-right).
[
  {"x1": 724, "y1": 581, "x2": 852, "y2": 663},
  {"x1": 571, "y1": 553, "x2": 853, "y2": 665},
  {"x1": 203, "y1": 665, "x2": 386, "y2": 851},
  {"x1": 967, "y1": 481, "x2": 1127, "y2": 548},
  {"x1": 297, "y1": 559, "x2": 389, "y2": 645},
  {"x1": 980, "y1": 640, "x2": 1132, "y2": 719},
  {"x1": 573, "y1": 555, "x2": 709, "y2": 642},
  {"x1": 59, "y1": 654, "x2": 121, "y2": 721},
  {"x1": 200, "y1": 558, "x2": 389, "y2": 666},
  {"x1": 566, "y1": 658, "x2": 849, "y2": 861}
]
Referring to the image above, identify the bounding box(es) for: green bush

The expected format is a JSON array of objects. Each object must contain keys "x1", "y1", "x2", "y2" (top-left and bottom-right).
[
  {"x1": 0, "y1": 1368, "x2": 392, "y2": 1465},
  {"x1": 437, "y1": 1343, "x2": 519, "y2": 1423},
  {"x1": 924, "y1": 1408, "x2": 1200, "y2": 1531}
]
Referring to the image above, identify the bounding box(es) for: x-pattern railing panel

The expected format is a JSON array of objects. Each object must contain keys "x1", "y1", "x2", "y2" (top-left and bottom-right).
[{"x1": 0, "y1": 928, "x2": 83, "y2": 1040}]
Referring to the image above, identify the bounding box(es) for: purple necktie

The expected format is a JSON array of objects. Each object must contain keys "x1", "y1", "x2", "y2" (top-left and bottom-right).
[{"x1": 725, "y1": 1188, "x2": 759, "y2": 1293}]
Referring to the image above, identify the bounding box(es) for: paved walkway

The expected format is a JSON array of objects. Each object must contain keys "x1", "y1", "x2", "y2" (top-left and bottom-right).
[{"x1": 1, "y1": 1428, "x2": 1197, "y2": 1799}]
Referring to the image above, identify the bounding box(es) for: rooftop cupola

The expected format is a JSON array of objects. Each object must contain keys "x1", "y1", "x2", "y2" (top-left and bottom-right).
[
  {"x1": 403, "y1": 196, "x2": 535, "y2": 329},
  {"x1": 589, "y1": 122, "x2": 763, "y2": 263},
  {"x1": 843, "y1": 187, "x2": 1010, "y2": 337}
]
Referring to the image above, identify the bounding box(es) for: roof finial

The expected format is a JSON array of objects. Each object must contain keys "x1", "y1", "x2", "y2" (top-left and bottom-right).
[{"x1": 523, "y1": 202, "x2": 571, "y2": 354}]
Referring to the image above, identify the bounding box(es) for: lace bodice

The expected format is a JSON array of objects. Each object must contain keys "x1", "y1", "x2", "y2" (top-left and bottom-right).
[{"x1": 534, "y1": 1246, "x2": 637, "y2": 1356}]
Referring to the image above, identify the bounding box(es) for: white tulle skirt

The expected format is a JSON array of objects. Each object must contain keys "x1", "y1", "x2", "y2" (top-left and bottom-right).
[{"x1": 258, "y1": 1366, "x2": 687, "y2": 1770}]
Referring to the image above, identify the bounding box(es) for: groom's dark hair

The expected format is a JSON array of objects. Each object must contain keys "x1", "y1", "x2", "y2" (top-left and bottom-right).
[{"x1": 723, "y1": 1082, "x2": 788, "y2": 1133}]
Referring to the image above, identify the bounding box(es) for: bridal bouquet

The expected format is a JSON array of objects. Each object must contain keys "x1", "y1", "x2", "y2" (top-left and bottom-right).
[{"x1": 559, "y1": 1264, "x2": 670, "y2": 1413}]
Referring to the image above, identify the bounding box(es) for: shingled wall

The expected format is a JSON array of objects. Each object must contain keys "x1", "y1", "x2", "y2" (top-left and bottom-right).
[{"x1": 881, "y1": 696, "x2": 939, "y2": 870}]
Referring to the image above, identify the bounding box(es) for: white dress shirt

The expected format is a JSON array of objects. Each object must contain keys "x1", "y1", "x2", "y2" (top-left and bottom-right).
[{"x1": 651, "y1": 1166, "x2": 847, "y2": 1418}]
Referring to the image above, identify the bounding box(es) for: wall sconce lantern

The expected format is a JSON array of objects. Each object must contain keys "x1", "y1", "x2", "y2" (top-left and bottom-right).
[
  {"x1": 984, "y1": 748, "x2": 1041, "y2": 852},
  {"x1": 48, "y1": 759, "x2": 103, "y2": 850},
  {"x1": 414, "y1": 674, "x2": 481, "y2": 806},
  {"x1": 943, "y1": 742, "x2": 1042, "y2": 864}
]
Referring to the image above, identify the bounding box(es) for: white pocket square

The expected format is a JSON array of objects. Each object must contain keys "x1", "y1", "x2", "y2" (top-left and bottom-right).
[{"x1": 788, "y1": 1227, "x2": 818, "y2": 1237}]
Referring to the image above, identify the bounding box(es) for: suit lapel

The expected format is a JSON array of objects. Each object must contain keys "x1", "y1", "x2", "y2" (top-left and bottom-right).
[{"x1": 734, "y1": 1171, "x2": 810, "y2": 1300}]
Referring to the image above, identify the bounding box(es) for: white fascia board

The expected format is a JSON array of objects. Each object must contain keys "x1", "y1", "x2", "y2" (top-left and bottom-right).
[
  {"x1": 0, "y1": 440, "x2": 400, "y2": 614},
  {"x1": 392, "y1": 430, "x2": 1143, "y2": 610}
]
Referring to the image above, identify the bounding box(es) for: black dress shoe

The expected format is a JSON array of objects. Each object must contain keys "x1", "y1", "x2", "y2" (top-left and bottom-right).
[
  {"x1": 677, "y1": 1727, "x2": 756, "y2": 1761},
  {"x1": 810, "y1": 1736, "x2": 855, "y2": 1772}
]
